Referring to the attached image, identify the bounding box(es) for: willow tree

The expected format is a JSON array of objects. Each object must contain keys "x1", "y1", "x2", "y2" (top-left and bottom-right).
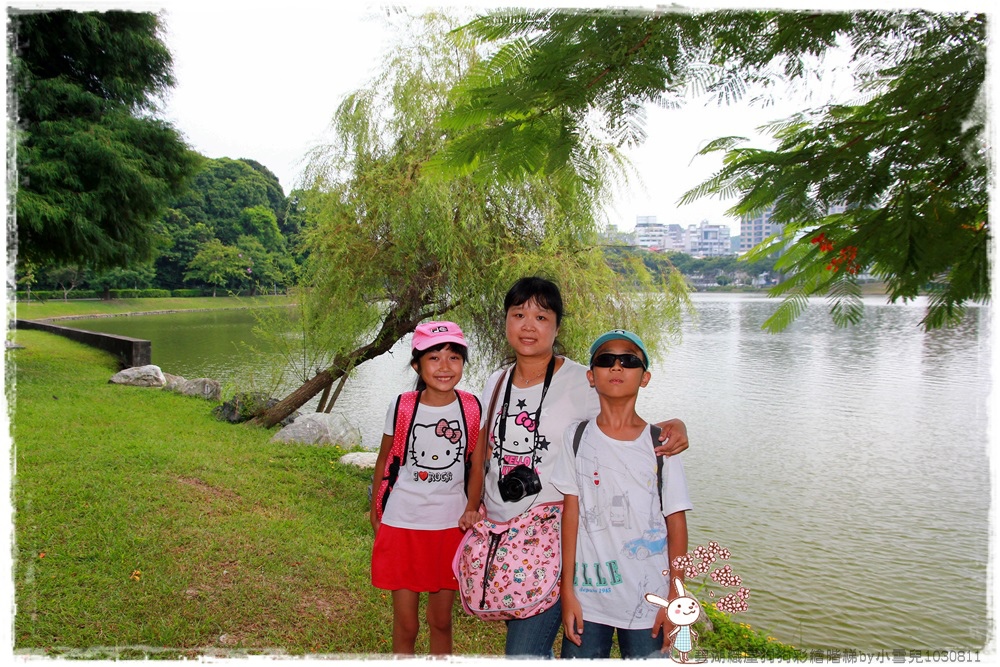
[
  {"x1": 437, "y1": 9, "x2": 989, "y2": 331},
  {"x1": 252, "y1": 13, "x2": 687, "y2": 428}
]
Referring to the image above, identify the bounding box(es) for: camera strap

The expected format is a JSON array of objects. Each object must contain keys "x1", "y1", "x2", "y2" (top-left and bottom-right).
[{"x1": 497, "y1": 354, "x2": 556, "y2": 478}]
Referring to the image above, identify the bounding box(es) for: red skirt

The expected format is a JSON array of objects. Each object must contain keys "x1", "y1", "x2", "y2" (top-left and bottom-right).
[{"x1": 371, "y1": 524, "x2": 464, "y2": 592}]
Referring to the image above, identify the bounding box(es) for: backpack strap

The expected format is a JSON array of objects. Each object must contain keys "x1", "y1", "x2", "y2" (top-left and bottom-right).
[
  {"x1": 375, "y1": 390, "x2": 420, "y2": 521},
  {"x1": 572, "y1": 420, "x2": 664, "y2": 509}
]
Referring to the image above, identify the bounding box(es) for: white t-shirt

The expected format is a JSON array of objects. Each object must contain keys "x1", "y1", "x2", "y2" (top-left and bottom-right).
[
  {"x1": 479, "y1": 358, "x2": 601, "y2": 523},
  {"x1": 550, "y1": 420, "x2": 693, "y2": 629},
  {"x1": 380, "y1": 397, "x2": 470, "y2": 530}
]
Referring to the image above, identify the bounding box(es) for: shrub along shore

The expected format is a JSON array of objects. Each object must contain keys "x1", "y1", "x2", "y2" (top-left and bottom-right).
[{"x1": 8, "y1": 312, "x2": 804, "y2": 659}]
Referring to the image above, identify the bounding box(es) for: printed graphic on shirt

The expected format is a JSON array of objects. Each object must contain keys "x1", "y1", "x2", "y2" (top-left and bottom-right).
[
  {"x1": 576, "y1": 451, "x2": 661, "y2": 537},
  {"x1": 409, "y1": 418, "x2": 464, "y2": 483},
  {"x1": 491, "y1": 397, "x2": 551, "y2": 476}
]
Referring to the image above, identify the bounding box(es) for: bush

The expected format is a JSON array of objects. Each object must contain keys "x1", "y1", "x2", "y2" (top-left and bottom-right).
[
  {"x1": 17, "y1": 290, "x2": 98, "y2": 301},
  {"x1": 106, "y1": 289, "x2": 171, "y2": 299},
  {"x1": 170, "y1": 288, "x2": 204, "y2": 298}
]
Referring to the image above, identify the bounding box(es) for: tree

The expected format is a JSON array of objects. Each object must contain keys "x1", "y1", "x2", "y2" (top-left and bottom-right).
[
  {"x1": 184, "y1": 239, "x2": 243, "y2": 297},
  {"x1": 439, "y1": 9, "x2": 989, "y2": 330},
  {"x1": 10, "y1": 10, "x2": 201, "y2": 270},
  {"x1": 89, "y1": 263, "x2": 157, "y2": 299},
  {"x1": 174, "y1": 157, "x2": 286, "y2": 245},
  {"x1": 251, "y1": 12, "x2": 688, "y2": 428},
  {"x1": 45, "y1": 264, "x2": 85, "y2": 301}
]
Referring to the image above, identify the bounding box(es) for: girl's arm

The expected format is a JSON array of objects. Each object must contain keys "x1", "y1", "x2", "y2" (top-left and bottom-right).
[
  {"x1": 561, "y1": 494, "x2": 584, "y2": 647},
  {"x1": 653, "y1": 418, "x2": 689, "y2": 457},
  {"x1": 369, "y1": 432, "x2": 395, "y2": 533},
  {"x1": 459, "y1": 432, "x2": 488, "y2": 530}
]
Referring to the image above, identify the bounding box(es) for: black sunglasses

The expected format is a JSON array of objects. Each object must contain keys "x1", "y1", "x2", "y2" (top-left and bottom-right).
[{"x1": 591, "y1": 353, "x2": 646, "y2": 370}]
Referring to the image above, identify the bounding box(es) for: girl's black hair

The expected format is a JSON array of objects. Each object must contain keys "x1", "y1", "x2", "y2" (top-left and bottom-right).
[
  {"x1": 410, "y1": 342, "x2": 468, "y2": 391},
  {"x1": 503, "y1": 276, "x2": 564, "y2": 326}
]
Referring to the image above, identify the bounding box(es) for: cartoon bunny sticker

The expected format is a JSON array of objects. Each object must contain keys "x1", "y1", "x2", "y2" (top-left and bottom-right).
[{"x1": 645, "y1": 577, "x2": 703, "y2": 663}]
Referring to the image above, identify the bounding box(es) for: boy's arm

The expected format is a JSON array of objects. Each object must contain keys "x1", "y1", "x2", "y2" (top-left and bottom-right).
[
  {"x1": 657, "y1": 510, "x2": 689, "y2": 648},
  {"x1": 369, "y1": 432, "x2": 395, "y2": 533},
  {"x1": 561, "y1": 494, "x2": 584, "y2": 646}
]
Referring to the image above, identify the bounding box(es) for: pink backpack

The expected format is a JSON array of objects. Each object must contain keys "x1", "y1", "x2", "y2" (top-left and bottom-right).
[
  {"x1": 373, "y1": 389, "x2": 481, "y2": 522},
  {"x1": 452, "y1": 502, "x2": 563, "y2": 621}
]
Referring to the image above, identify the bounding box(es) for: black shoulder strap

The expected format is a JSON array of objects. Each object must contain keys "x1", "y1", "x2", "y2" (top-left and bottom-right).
[
  {"x1": 650, "y1": 424, "x2": 664, "y2": 511},
  {"x1": 572, "y1": 420, "x2": 588, "y2": 455}
]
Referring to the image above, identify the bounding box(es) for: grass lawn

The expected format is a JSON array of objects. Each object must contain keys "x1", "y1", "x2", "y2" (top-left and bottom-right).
[
  {"x1": 8, "y1": 330, "x2": 504, "y2": 658},
  {"x1": 7, "y1": 330, "x2": 803, "y2": 660}
]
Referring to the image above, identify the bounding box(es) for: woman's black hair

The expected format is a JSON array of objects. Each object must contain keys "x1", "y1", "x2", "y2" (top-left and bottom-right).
[
  {"x1": 503, "y1": 276, "x2": 564, "y2": 326},
  {"x1": 410, "y1": 342, "x2": 469, "y2": 391}
]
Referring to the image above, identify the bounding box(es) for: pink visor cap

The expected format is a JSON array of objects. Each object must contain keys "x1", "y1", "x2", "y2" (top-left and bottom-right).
[{"x1": 412, "y1": 321, "x2": 468, "y2": 352}]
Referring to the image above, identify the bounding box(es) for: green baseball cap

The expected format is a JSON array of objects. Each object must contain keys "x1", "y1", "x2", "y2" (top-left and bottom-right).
[{"x1": 589, "y1": 329, "x2": 650, "y2": 369}]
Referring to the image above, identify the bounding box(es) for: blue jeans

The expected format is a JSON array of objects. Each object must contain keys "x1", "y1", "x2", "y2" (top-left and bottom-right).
[
  {"x1": 504, "y1": 598, "x2": 563, "y2": 658},
  {"x1": 561, "y1": 621, "x2": 665, "y2": 659}
]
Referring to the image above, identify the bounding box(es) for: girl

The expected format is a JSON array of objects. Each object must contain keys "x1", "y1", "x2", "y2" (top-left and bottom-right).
[
  {"x1": 370, "y1": 321, "x2": 482, "y2": 655},
  {"x1": 462, "y1": 276, "x2": 690, "y2": 657}
]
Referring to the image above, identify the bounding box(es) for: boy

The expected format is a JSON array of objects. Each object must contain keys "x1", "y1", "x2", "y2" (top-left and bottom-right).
[{"x1": 551, "y1": 329, "x2": 692, "y2": 659}]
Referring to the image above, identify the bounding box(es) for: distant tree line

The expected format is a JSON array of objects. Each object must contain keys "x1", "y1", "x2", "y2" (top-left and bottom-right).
[
  {"x1": 603, "y1": 245, "x2": 780, "y2": 288},
  {"x1": 17, "y1": 155, "x2": 307, "y2": 299}
]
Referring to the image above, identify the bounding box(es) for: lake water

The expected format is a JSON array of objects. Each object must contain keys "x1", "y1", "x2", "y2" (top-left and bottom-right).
[{"x1": 67, "y1": 293, "x2": 993, "y2": 653}]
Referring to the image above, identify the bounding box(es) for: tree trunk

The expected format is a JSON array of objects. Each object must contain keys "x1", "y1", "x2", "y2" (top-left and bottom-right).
[{"x1": 249, "y1": 299, "x2": 434, "y2": 428}]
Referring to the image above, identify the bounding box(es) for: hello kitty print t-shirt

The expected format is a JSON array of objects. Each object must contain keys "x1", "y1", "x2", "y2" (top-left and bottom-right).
[{"x1": 380, "y1": 398, "x2": 469, "y2": 530}]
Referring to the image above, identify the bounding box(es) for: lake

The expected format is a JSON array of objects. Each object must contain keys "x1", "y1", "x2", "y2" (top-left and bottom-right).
[{"x1": 67, "y1": 293, "x2": 993, "y2": 653}]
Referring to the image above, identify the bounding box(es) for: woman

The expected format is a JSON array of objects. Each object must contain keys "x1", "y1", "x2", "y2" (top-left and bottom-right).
[{"x1": 461, "y1": 276, "x2": 689, "y2": 657}]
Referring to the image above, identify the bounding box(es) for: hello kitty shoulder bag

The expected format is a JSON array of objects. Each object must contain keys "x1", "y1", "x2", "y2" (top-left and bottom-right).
[
  {"x1": 452, "y1": 367, "x2": 562, "y2": 621},
  {"x1": 373, "y1": 388, "x2": 481, "y2": 522}
]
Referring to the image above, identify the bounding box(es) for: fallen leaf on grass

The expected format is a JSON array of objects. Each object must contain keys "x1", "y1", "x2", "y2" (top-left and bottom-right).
[
  {"x1": 130, "y1": 570, "x2": 142, "y2": 581},
  {"x1": 38, "y1": 552, "x2": 46, "y2": 559}
]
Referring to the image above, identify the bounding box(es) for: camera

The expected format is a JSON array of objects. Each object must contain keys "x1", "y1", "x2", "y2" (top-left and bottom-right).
[{"x1": 499, "y1": 465, "x2": 542, "y2": 502}]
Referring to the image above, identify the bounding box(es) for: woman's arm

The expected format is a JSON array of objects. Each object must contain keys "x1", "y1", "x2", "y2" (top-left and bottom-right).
[
  {"x1": 459, "y1": 435, "x2": 488, "y2": 530},
  {"x1": 653, "y1": 418, "x2": 689, "y2": 456}
]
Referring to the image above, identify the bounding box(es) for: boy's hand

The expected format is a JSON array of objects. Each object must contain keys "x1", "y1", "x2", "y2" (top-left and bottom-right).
[
  {"x1": 458, "y1": 509, "x2": 482, "y2": 531},
  {"x1": 652, "y1": 607, "x2": 674, "y2": 652},
  {"x1": 653, "y1": 418, "x2": 689, "y2": 457},
  {"x1": 561, "y1": 593, "x2": 584, "y2": 646}
]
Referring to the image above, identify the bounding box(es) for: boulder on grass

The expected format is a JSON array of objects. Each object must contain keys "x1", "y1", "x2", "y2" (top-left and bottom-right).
[
  {"x1": 109, "y1": 365, "x2": 165, "y2": 387},
  {"x1": 340, "y1": 451, "x2": 379, "y2": 468},
  {"x1": 270, "y1": 412, "x2": 362, "y2": 447},
  {"x1": 213, "y1": 392, "x2": 299, "y2": 425},
  {"x1": 162, "y1": 373, "x2": 186, "y2": 392},
  {"x1": 178, "y1": 378, "x2": 221, "y2": 401}
]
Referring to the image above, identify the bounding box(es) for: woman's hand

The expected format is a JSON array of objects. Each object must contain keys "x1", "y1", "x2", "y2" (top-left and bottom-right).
[
  {"x1": 654, "y1": 418, "x2": 689, "y2": 457},
  {"x1": 370, "y1": 509, "x2": 380, "y2": 535}
]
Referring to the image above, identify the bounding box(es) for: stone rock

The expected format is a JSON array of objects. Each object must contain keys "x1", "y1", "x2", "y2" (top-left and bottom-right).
[
  {"x1": 162, "y1": 373, "x2": 186, "y2": 392},
  {"x1": 109, "y1": 365, "x2": 165, "y2": 387},
  {"x1": 340, "y1": 451, "x2": 379, "y2": 469},
  {"x1": 213, "y1": 392, "x2": 273, "y2": 424},
  {"x1": 270, "y1": 412, "x2": 362, "y2": 447},
  {"x1": 178, "y1": 378, "x2": 221, "y2": 401},
  {"x1": 213, "y1": 392, "x2": 300, "y2": 425}
]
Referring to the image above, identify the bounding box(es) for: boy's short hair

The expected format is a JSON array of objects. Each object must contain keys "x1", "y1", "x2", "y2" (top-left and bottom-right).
[{"x1": 588, "y1": 329, "x2": 650, "y2": 369}]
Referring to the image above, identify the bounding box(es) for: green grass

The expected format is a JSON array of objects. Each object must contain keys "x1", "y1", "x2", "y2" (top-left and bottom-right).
[
  {"x1": 13, "y1": 295, "x2": 292, "y2": 321},
  {"x1": 8, "y1": 330, "x2": 802, "y2": 659}
]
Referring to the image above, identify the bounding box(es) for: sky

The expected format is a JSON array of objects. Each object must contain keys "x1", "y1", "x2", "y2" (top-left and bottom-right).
[
  {"x1": 153, "y1": 1, "x2": 858, "y2": 234},
  {"x1": 7, "y1": 0, "x2": 980, "y2": 234}
]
